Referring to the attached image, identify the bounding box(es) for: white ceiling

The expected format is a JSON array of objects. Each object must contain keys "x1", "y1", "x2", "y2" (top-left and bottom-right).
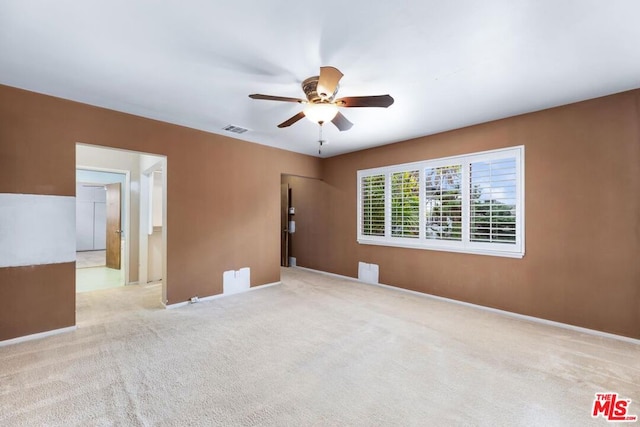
[{"x1": 2, "y1": 1, "x2": 640, "y2": 157}]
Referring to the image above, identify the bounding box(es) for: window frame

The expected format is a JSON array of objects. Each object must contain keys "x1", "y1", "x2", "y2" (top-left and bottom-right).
[{"x1": 357, "y1": 146, "x2": 525, "y2": 258}]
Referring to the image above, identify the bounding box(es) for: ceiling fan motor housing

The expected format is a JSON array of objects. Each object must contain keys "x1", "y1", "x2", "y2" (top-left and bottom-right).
[{"x1": 302, "y1": 76, "x2": 339, "y2": 103}]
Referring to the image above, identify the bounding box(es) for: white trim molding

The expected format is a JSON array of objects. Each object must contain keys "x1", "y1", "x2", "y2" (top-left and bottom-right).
[
  {"x1": 163, "y1": 281, "x2": 282, "y2": 309},
  {"x1": 0, "y1": 326, "x2": 77, "y2": 347}
]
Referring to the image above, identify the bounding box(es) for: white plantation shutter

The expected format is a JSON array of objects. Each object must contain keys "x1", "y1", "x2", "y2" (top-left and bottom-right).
[
  {"x1": 424, "y1": 165, "x2": 462, "y2": 241},
  {"x1": 360, "y1": 174, "x2": 385, "y2": 236},
  {"x1": 357, "y1": 146, "x2": 523, "y2": 258},
  {"x1": 469, "y1": 158, "x2": 517, "y2": 244},
  {"x1": 391, "y1": 170, "x2": 420, "y2": 238}
]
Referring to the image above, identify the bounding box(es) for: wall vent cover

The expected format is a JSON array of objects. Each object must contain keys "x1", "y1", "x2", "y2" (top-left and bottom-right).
[{"x1": 223, "y1": 124, "x2": 249, "y2": 134}]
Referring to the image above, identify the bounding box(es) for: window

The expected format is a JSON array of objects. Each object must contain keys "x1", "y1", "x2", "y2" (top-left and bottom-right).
[
  {"x1": 360, "y1": 174, "x2": 385, "y2": 236},
  {"x1": 425, "y1": 165, "x2": 462, "y2": 242},
  {"x1": 357, "y1": 146, "x2": 524, "y2": 258},
  {"x1": 391, "y1": 170, "x2": 420, "y2": 238},
  {"x1": 470, "y1": 158, "x2": 517, "y2": 244}
]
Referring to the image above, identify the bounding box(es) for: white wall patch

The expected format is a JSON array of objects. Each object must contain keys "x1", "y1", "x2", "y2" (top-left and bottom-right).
[
  {"x1": 358, "y1": 262, "x2": 379, "y2": 284},
  {"x1": 0, "y1": 194, "x2": 76, "y2": 268},
  {"x1": 223, "y1": 267, "x2": 250, "y2": 295}
]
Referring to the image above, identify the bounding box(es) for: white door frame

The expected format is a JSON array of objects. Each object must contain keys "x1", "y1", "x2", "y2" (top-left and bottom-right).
[
  {"x1": 139, "y1": 159, "x2": 166, "y2": 291},
  {"x1": 75, "y1": 165, "x2": 131, "y2": 283}
]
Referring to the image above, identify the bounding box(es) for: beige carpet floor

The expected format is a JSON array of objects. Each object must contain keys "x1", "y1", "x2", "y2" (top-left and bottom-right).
[
  {"x1": 1, "y1": 268, "x2": 638, "y2": 426},
  {"x1": 76, "y1": 250, "x2": 106, "y2": 269}
]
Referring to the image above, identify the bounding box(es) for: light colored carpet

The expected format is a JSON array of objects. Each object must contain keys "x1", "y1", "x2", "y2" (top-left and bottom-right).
[
  {"x1": 1, "y1": 268, "x2": 638, "y2": 426},
  {"x1": 76, "y1": 250, "x2": 106, "y2": 269}
]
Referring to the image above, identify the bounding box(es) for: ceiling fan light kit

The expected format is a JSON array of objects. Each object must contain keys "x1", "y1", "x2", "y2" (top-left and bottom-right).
[
  {"x1": 249, "y1": 66, "x2": 394, "y2": 134},
  {"x1": 303, "y1": 102, "x2": 338, "y2": 124}
]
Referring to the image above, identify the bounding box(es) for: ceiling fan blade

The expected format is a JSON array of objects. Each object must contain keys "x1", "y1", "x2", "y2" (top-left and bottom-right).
[
  {"x1": 335, "y1": 94, "x2": 394, "y2": 108},
  {"x1": 249, "y1": 94, "x2": 304, "y2": 103},
  {"x1": 317, "y1": 66, "x2": 343, "y2": 99},
  {"x1": 331, "y1": 111, "x2": 354, "y2": 132},
  {"x1": 277, "y1": 111, "x2": 306, "y2": 128}
]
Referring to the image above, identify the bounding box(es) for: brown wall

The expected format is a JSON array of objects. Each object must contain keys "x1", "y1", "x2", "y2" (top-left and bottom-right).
[
  {"x1": 296, "y1": 89, "x2": 640, "y2": 339},
  {"x1": 0, "y1": 263, "x2": 76, "y2": 339},
  {"x1": 0, "y1": 84, "x2": 321, "y2": 341},
  {"x1": 2, "y1": 84, "x2": 639, "y2": 341}
]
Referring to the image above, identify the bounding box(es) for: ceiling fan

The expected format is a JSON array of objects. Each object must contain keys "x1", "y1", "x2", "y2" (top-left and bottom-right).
[{"x1": 249, "y1": 66, "x2": 394, "y2": 131}]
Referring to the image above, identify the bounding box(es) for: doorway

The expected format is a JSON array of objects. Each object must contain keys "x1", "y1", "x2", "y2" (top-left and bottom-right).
[
  {"x1": 75, "y1": 144, "x2": 167, "y2": 304},
  {"x1": 281, "y1": 174, "x2": 326, "y2": 270},
  {"x1": 75, "y1": 169, "x2": 127, "y2": 292},
  {"x1": 281, "y1": 183, "x2": 291, "y2": 267}
]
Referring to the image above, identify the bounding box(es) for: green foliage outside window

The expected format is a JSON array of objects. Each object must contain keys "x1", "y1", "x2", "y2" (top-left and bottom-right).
[{"x1": 391, "y1": 171, "x2": 420, "y2": 237}]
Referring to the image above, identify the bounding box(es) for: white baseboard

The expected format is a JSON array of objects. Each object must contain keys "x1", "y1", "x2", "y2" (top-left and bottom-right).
[
  {"x1": 0, "y1": 325, "x2": 77, "y2": 347},
  {"x1": 294, "y1": 267, "x2": 640, "y2": 346},
  {"x1": 163, "y1": 300, "x2": 189, "y2": 309},
  {"x1": 249, "y1": 281, "x2": 281, "y2": 291},
  {"x1": 163, "y1": 281, "x2": 282, "y2": 309}
]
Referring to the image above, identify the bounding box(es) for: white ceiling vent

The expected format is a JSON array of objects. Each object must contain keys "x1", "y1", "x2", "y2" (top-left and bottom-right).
[{"x1": 223, "y1": 124, "x2": 249, "y2": 134}]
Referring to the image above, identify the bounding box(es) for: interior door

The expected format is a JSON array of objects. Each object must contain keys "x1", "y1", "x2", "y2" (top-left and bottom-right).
[
  {"x1": 281, "y1": 183, "x2": 289, "y2": 267},
  {"x1": 106, "y1": 183, "x2": 122, "y2": 269}
]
